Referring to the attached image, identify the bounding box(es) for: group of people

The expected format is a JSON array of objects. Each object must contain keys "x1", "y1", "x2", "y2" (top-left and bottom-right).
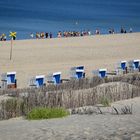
[
  {"x1": 57, "y1": 30, "x2": 92, "y2": 38},
  {"x1": 30, "y1": 32, "x2": 53, "y2": 39},
  {"x1": 108, "y1": 27, "x2": 133, "y2": 34},
  {"x1": 0, "y1": 27, "x2": 133, "y2": 41}
]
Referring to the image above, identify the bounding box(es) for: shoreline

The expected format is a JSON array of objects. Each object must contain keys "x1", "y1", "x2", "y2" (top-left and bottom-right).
[{"x1": 1, "y1": 32, "x2": 140, "y2": 42}]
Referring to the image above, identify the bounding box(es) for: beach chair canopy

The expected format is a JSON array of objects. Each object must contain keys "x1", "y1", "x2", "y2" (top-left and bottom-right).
[
  {"x1": 7, "y1": 72, "x2": 16, "y2": 85},
  {"x1": 35, "y1": 75, "x2": 45, "y2": 87},
  {"x1": 76, "y1": 66, "x2": 84, "y2": 70}
]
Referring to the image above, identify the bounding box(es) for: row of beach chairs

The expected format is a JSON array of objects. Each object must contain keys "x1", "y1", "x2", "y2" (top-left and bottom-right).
[{"x1": 0, "y1": 59, "x2": 140, "y2": 89}]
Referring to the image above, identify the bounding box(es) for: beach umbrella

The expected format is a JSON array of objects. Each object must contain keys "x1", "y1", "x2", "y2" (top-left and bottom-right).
[{"x1": 9, "y1": 31, "x2": 17, "y2": 60}]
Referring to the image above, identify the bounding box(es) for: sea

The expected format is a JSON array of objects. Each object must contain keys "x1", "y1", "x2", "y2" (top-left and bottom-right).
[{"x1": 0, "y1": 0, "x2": 140, "y2": 39}]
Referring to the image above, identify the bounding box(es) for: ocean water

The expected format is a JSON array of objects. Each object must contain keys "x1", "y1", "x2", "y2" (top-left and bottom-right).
[{"x1": 0, "y1": 0, "x2": 140, "y2": 39}]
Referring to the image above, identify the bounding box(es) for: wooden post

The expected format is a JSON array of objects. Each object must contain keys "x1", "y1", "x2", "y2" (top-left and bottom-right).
[{"x1": 10, "y1": 38, "x2": 13, "y2": 60}]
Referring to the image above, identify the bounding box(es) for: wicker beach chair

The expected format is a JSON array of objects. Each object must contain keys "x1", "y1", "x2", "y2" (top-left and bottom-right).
[
  {"x1": 92, "y1": 69, "x2": 107, "y2": 78},
  {"x1": 70, "y1": 66, "x2": 85, "y2": 79},
  {"x1": 47, "y1": 72, "x2": 62, "y2": 85}
]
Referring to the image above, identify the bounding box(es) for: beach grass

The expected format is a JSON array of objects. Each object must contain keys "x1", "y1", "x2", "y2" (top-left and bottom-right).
[
  {"x1": 100, "y1": 97, "x2": 111, "y2": 107},
  {"x1": 26, "y1": 107, "x2": 69, "y2": 120}
]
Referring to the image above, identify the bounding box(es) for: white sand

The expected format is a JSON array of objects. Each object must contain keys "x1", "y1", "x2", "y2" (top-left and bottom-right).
[{"x1": 0, "y1": 33, "x2": 140, "y2": 88}]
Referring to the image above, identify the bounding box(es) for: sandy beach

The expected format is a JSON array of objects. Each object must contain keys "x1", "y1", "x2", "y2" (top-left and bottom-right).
[
  {"x1": 0, "y1": 33, "x2": 140, "y2": 88},
  {"x1": 0, "y1": 97, "x2": 140, "y2": 140}
]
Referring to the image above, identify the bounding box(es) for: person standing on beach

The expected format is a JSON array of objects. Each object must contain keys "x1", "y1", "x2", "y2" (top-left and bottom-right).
[
  {"x1": 120, "y1": 27, "x2": 124, "y2": 33},
  {"x1": 45, "y1": 32, "x2": 48, "y2": 38},
  {"x1": 50, "y1": 32, "x2": 52, "y2": 38}
]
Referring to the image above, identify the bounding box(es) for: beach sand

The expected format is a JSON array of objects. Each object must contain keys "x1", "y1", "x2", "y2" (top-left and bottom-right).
[
  {"x1": 0, "y1": 97, "x2": 140, "y2": 140},
  {"x1": 0, "y1": 33, "x2": 140, "y2": 88}
]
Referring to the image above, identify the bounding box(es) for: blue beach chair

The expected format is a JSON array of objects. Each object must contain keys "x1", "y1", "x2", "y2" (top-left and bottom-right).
[
  {"x1": 116, "y1": 60, "x2": 127, "y2": 74},
  {"x1": 35, "y1": 75, "x2": 46, "y2": 88},
  {"x1": 93, "y1": 69, "x2": 107, "y2": 78},
  {"x1": 29, "y1": 75, "x2": 46, "y2": 88},
  {"x1": 98, "y1": 69, "x2": 107, "y2": 78},
  {"x1": 47, "y1": 72, "x2": 62, "y2": 85},
  {"x1": 53, "y1": 72, "x2": 61, "y2": 84},
  {"x1": 70, "y1": 66, "x2": 85, "y2": 79},
  {"x1": 6, "y1": 72, "x2": 17, "y2": 88}
]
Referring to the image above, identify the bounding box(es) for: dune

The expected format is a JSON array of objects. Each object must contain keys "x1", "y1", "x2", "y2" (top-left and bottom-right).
[
  {"x1": 0, "y1": 33, "x2": 140, "y2": 88},
  {"x1": 0, "y1": 97, "x2": 140, "y2": 139}
]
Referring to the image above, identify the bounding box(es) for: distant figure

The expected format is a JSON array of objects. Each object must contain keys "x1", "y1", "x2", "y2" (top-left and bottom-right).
[
  {"x1": 3, "y1": 34, "x2": 6, "y2": 41},
  {"x1": 1, "y1": 34, "x2": 6, "y2": 41},
  {"x1": 36, "y1": 32, "x2": 40, "y2": 39},
  {"x1": 129, "y1": 28, "x2": 133, "y2": 33},
  {"x1": 57, "y1": 31, "x2": 62, "y2": 38},
  {"x1": 95, "y1": 29, "x2": 100, "y2": 35},
  {"x1": 30, "y1": 33, "x2": 34, "y2": 39},
  {"x1": 0, "y1": 34, "x2": 2, "y2": 41},
  {"x1": 13, "y1": 34, "x2": 16, "y2": 40},
  {"x1": 45, "y1": 32, "x2": 48, "y2": 38},
  {"x1": 40, "y1": 32, "x2": 45, "y2": 39},
  {"x1": 112, "y1": 28, "x2": 115, "y2": 34},
  {"x1": 120, "y1": 27, "x2": 124, "y2": 33},
  {"x1": 50, "y1": 32, "x2": 52, "y2": 38},
  {"x1": 108, "y1": 28, "x2": 112, "y2": 34},
  {"x1": 124, "y1": 30, "x2": 127, "y2": 33},
  {"x1": 88, "y1": 30, "x2": 91, "y2": 36}
]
